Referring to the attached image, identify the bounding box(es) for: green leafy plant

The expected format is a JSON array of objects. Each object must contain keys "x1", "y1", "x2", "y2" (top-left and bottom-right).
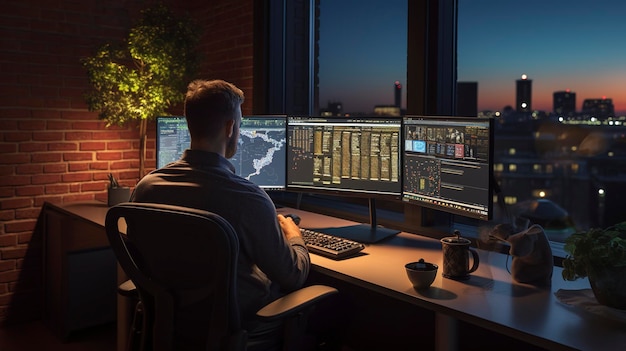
[
  {"x1": 82, "y1": 4, "x2": 199, "y2": 177},
  {"x1": 562, "y1": 221, "x2": 626, "y2": 281}
]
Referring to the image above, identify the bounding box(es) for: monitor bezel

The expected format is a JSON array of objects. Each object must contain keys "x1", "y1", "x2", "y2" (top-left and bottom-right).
[
  {"x1": 286, "y1": 115, "x2": 403, "y2": 201},
  {"x1": 401, "y1": 115, "x2": 494, "y2": 221}
]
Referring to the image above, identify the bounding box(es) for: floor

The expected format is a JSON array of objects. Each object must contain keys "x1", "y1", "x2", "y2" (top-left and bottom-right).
[{"x1": 0, "y1": 320, "x2": 116, "y2": 351}]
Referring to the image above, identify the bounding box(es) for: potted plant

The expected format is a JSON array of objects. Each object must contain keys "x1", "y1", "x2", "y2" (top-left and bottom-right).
[
  {"x1": 82, "y1": 4, "x2": 199, "y2": 178},
  {"x1": 562, "y1": 221, "x2": 626, "y2": 309}
]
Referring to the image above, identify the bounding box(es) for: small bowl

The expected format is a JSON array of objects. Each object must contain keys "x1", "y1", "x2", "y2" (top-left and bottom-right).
[{"x1": 405, "y1": 258, "x2": 438, "y2": 290}]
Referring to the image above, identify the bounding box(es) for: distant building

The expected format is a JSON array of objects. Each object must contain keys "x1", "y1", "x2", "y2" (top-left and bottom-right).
[
  {"x1": 373, "y1": 105, "x2": 401, "y2": 116},
  {"x1": 492, "y1": 109, "x2": 626, "y2": 231},
  {"x1": 582, "y1": 98, "x2": 614, "y2": 119},
  {"x1": 516, "y1": 74, "x2": 532, "y2": 112},
  {"x1": 457, "y1": 81, "x2": 478, "y2": 117},
  {"x1": 553, "y1": 90, "x2": 576, "y2": 116},
  {"x1": 320, "y1": 101, "x2": 344, "y2": 116},
  {"x1": 394, "y1": 81, "x2": 402, "y2": 108}
]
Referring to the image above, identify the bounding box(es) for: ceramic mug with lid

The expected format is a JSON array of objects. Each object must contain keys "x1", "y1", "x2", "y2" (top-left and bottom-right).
[{"x1": 441, "y1": 234, "x2": 480, "y2": 280}]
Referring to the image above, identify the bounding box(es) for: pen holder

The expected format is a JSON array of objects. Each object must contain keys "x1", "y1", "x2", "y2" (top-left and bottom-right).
[{"x1": 107, "y1": 186, "x2": 130, "y2": 207}]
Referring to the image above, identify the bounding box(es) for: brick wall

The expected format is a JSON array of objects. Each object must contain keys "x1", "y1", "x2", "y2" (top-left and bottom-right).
[{"x1": 0, "y1": 0, "x2": 255, "y2": 325}]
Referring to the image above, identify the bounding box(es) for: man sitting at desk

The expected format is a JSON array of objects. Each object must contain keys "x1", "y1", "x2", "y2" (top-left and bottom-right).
[{"x1": 130, "y1": 79, "x2": 310, "y2": 329}]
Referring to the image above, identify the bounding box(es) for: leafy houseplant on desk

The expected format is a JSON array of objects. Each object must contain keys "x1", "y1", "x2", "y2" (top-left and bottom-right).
[
  {"x1": 562, "y1": 221, "x2": 626, "y2": 309},
  {"x1": 82, "y1": 4, "x2": 199, "y2": 178}
]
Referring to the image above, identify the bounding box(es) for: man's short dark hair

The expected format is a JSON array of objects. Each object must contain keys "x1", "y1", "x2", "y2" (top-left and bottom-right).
[{"x1": 184, "y1": 79, "x2": 245, "y2": 140}]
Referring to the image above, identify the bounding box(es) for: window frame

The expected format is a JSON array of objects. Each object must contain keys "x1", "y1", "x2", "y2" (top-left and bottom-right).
[{"x1": 257, "y1": 0, "x2": 572, "y2": 259}]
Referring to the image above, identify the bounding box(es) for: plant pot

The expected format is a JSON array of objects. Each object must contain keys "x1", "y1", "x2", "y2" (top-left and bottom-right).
[{"x1": 587, "y1": 265, "x2": 626, "y2": 310}]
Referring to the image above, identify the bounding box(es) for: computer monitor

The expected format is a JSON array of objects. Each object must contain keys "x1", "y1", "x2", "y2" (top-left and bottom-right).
[
  {"x1": 287, "y1": 116, "x2": 402, "y2": 242},
  {"x1": 156, "y1": 116, "x2": 190, "y2": 168},
  {"x1": 402, "y1": 115, "x2": 494, "y2": 220},
  {"x1": 287, "y1": 116, "x2": 402, "y2": 198},
  {"x1": 230, "y1": 115, "x2": 287, "y2": 191},
  {"x1": 155, "y1": 115, "x2": 287, "y2": 190}
]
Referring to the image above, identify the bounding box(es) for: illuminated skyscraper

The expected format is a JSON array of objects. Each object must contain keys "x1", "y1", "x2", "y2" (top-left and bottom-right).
[
  {"x1": 516, "y1": 74, "x2": 532, "y2": 112},
  {"x1": 394, "y1": 81, "x2": 402, "y2": 108},
  {"x1": 582, "y1": 98, "x2": 614, "y2": 119},
  {"x1": 553, "y1": 90, "x2": 576, "y2": 116}
]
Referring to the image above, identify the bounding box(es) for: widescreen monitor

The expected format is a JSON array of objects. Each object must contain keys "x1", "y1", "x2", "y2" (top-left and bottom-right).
[
  {"x1": 286, "y1": 116, "x2": 402, "y2": 243},
  {"x1": 286, "y1": 116, "x2": 402, "y2": 198},
  {"x1": 402, "y1": 115, "x2": 494, "y2": 220},
  {"x1": 155, "y1": 115, "x2": 287, "y2": 190}
]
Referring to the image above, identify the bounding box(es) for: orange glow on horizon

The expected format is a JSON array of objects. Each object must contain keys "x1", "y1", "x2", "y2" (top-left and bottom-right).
[{"x1": 477, "y1": 80, "x2": 626, "y2": 115}]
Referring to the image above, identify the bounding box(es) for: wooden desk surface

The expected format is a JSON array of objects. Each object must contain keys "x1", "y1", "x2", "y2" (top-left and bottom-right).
[
  {"x1": 51, "y1": 201, "x2": 625, "y2": 350},
  {"x1": 48, "y1": 200, "x2": 110, "y2": 226},
  {"x1": 276, "y1": 207, "x2": 626, "y2": 351}
]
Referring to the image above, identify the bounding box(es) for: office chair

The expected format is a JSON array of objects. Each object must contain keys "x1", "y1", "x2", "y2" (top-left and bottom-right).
[{"x1": 105, "y1": 202, "x2": 338, "y2": 351}]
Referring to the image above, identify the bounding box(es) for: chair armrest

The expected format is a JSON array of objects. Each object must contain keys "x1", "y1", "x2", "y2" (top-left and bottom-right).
[
  {"x1": 256, "y1": 285, "x2": 338, "y2": 321},
  {"x1": 118, "y1": 279, "x2": 138, "y2": 298}
]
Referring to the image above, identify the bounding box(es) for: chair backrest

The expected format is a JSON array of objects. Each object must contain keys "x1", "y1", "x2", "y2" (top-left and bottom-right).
[{"x1": 105, "y1": 202, "x2": 242, "y2": 351}]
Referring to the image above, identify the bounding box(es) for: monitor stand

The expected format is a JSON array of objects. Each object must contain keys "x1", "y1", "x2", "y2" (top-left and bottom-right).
[{"x1": 318, "y1": 198, "x2": 400, "y2": 244}]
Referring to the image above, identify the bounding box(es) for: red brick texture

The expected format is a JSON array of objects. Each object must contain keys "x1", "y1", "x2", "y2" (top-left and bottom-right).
[{"x1": 0, "y1": 0, "x2": 255, "y2": 325}]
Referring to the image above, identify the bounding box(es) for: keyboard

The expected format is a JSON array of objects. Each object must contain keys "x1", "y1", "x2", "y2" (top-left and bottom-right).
[{"x1": 301, "y1": 228, "x2": 365, "y2": 259}]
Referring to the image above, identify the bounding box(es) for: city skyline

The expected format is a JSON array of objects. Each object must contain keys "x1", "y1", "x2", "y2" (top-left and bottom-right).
[
  {"x1": 458, "y1": 0, "x2": 626, "y2": 115},
  {"x1": 319, "y1": 0, "x2": 626, "y2": 115}
]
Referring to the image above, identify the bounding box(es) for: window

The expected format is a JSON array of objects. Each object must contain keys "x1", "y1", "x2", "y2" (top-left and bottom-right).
[
  {"x1": 459, "y1": 0, "x2": 626, "y2": 242},
  {"x1": 504, "y1": 196, "x2": 517, "y2": 205},
  {"x1": 268, "y1": 1, "x2": 622, "y2": 253},
  {"x1": 317, "y1": 0, "x2": 407, "y2": 116}
]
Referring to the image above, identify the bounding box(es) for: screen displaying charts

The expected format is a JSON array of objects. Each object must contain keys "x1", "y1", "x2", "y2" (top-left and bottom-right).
[
  {"x1": 156, "y1": 116, "x2": 190, "y2": 169},
  {"x1": 402, "y1": 115, "x2": 494, "y2": 220},
  {"x1": 286, "y1": 116, "x2": 402, "y2": 199}
]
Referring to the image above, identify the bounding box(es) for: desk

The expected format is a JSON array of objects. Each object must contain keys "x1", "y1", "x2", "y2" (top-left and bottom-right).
[
  {"x1": 41, "y1": 201, "x2": 125, "y2": 345},
  {"x1": 275, "y1": 207, "x2": 626, "y2": 351},
  {"x1": 42, "y1": 201, "x2": 625, "y2": 350}
]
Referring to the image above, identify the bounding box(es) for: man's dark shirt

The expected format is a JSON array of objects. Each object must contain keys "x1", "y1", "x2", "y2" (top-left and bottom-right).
[{"x1": 131, "y1": 149, "x2": 310, "y2": 323}]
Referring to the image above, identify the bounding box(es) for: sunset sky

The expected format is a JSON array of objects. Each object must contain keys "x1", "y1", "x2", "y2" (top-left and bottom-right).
[
  {"x1": 318, "y1": 0, "x2": 406, "y2": 113},
  {"x1": 458, "y1": 0, "x2": 626, "y2": 115},
  {"x1": 319, "y1": 0, "x2": 626, "y2": 115}
]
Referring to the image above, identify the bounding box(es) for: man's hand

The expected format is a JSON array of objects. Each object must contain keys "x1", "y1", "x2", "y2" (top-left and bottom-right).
[{"x1": 277, "y1": 214, "x2": 301, "y2": 241}]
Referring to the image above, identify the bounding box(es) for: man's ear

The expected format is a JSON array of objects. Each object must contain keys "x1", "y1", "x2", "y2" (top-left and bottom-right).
[{"x1": 225, "y1": 119, "x2": 235, "y2": 138}]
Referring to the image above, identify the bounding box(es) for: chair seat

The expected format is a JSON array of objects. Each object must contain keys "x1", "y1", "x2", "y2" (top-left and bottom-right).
[{"x1": 106, "y1": 202, "x2": 338, "y2": 351}]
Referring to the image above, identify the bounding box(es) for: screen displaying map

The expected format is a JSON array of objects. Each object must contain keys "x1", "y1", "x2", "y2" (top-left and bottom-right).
[
  {"x1": 230, "y1": 115, "x2": 286, "y2": 190},
  {"x1": 156, "y1": 115, "x2": 286, "y2": 190}
]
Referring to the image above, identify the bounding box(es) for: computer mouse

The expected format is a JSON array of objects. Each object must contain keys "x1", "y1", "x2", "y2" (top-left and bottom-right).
[{"x1": 284, "y1": 213, "x2": 301, "y2": 225}]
